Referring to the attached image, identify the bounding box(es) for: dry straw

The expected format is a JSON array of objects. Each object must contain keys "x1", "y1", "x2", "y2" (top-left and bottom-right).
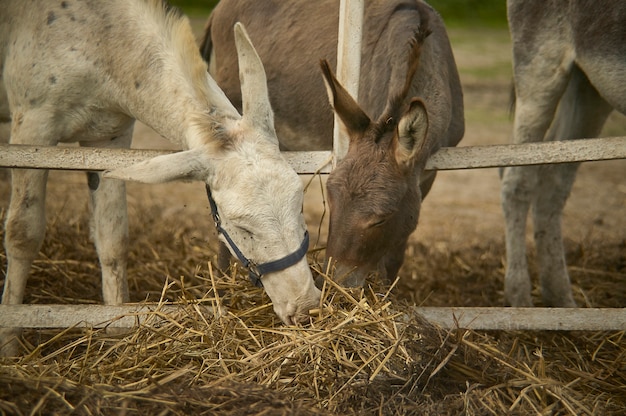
[{"x1": 2, "y1": 267, "x2": 625, "y2": 415}]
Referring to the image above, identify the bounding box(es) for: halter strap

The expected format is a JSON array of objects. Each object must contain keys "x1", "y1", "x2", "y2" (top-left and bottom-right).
[{"x1": 206, "y1": 185, "x2": 309, "y2": 287}]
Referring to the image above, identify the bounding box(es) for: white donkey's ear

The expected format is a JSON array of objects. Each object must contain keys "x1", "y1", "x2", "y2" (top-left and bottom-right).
[
  {"x1": 205, "y1": 73, "x2": 241, "y2": 120},
  {"x1": 103, "y1": 148, "x2": 210, "y2": 183},
  {"x1": 234, "y1": 22, "x2": 276, "y2": 140}
]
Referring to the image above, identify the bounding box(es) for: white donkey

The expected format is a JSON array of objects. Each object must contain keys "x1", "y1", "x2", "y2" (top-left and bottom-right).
[
  {"x1": 502, "y1": 0, "x2": 625, "y2": 307},
  {"x1": 0, "y1": 0, "x2": 320, "y2": 353}
]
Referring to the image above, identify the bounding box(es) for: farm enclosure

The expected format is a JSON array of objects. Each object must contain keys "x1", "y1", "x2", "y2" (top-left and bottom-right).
[{"x1": 0, "y1": 14, "x2": 625, "y2": 416}]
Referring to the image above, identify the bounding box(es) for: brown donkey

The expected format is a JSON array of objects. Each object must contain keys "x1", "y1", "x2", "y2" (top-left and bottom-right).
[{"x1": 202, "y1": 0, "x2": 464, "y2": 287}]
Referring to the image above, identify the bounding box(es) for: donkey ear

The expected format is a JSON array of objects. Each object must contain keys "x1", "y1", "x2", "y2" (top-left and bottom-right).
[
  {"x1": 319, "y1": 60, "x2": 370, "y2": 137},
  {"x1": 205, "y1": 72, "x2": 241, "y2": 120},
  {"x1": 103, "y1": 148, "x2": 210, "y2": 183},
  {"x1": 234, "y1": 22, "x2": 276, "y2": 138},
  {"x1": 396, "y1": 98, "x2": 429, "y2": 167}
]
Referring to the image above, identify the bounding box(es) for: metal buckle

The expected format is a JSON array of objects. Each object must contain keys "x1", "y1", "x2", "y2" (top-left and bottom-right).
[
  {"x1": 248, "y1": 261, "x2": 261, "y2": 279},
  {"x1": 211, "y1": 211, "x2": 221, "y2": 228},
  {"x1": 247, "y1": 261, "x2": 263, "y2": 287}
]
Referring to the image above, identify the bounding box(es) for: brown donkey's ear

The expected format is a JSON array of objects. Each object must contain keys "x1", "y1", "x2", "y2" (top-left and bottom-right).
[
  {"x1": 319, "y1": 59, "x2": 370, "y2": 139},
  {"x1": 395, "y1": 98, "x2": 429, "y2": 169}
]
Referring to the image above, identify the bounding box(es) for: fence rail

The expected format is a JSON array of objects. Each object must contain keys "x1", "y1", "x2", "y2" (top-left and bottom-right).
[
  {"x1": 1, "y1": 136, "x2": 624, "y2": 174},
  {"x1": 1, "y1": 304, "x2": 624, "y2": 331}
]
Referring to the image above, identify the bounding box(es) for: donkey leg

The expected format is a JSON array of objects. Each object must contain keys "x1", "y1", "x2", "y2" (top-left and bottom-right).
[
  {"x1": 1, "y1": 109, "x2": 56, "y2": 355},
  {"x1": 502, "y1": 101, "x2": 567, "y2": 306},
  {"x1": 501, "y1": 33, "x2": 575, "y2": 306},
  {"x1": 2, "y1": 168, "x2": 48, "y2": 305},
  {"x1": 81, "y1": 131, "x2": 133, "y2": 306},
  {"x1": 532, "y1": 163, "x2": 579, "y2": 307},
  {"x1": 501, "y1": 164, "x2": 538, "y2": 306},
  {"x1": 87, "y1": 171, "x2": 130, "y2": 304},
  {"x1": 532, "y1": 68, "x2": 612, "y2": 307},
  {"x1": 1, "y1": 168, "x2": 49, "y2": 355}
]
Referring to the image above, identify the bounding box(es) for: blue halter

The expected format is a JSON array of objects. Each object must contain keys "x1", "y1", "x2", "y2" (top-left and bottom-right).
[{"x1": 206, "y1": 185, "x2": 309, "y2": 287}]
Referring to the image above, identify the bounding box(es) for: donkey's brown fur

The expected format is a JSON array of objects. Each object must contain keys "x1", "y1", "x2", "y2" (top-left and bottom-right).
[{"x1": 203, "y1": 0, "x2": 464, "y2": 286}]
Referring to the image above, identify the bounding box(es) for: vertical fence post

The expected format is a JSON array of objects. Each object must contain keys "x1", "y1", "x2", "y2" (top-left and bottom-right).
[{"x1": 333, "y1": 0, "x2": 364, "y2": 168}]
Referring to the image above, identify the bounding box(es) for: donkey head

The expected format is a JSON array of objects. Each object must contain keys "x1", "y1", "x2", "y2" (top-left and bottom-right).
[
  {"x1": 105, "y1": 23, "x2": 320, "y2": 325},
  {"x1": 319, "y1": 60, "x2": 430, "y2": 288}
]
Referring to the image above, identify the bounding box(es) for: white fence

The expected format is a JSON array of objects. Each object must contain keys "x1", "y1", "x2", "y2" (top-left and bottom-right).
[{"x1": 1, "y1": 0, "x2": 625, "y2": 332}]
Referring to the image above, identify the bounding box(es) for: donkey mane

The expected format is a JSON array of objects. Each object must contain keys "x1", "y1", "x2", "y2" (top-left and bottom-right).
[
  {"x1": 189, "y1": 111, "x2": 234, "y2": 152},
  {"x1": 130, "y1": 0, "x2": 232, "y2": 148},
  {"x1": 136, "y1": 0, "x2": 210, "y2": 99},
  {"x1": 370, "y1": 116, "x2": 397, "y2": 144},
  {"x1": 376, "y1": 19, "x2": 432, "y2": 143},
  {"x1": 374, "y1": 26, "x2": 432, "y2": 147}
]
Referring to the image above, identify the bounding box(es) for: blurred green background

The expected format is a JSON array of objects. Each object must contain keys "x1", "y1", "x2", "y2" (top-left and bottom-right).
[
  {"x1": 168, "y1": 0, "x2": 508, "y2": 27},
  {"x1": 168, "y1": 0, "x2": 218, "y2": 16},
  {"x1": 430, "y1": 0, "x2": 507, "y2": 27}
]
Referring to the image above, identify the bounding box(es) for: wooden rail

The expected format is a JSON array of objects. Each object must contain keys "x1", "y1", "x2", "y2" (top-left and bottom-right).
[
  {"x1": 1, "y1": 136, "x2": 624, "y2": 174},
  {"x1": 0, "y1": 304, "x2": 624, "y2": 331}
]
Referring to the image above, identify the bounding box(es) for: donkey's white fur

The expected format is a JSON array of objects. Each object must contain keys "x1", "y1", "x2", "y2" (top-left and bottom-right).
[
  {"x1": 502, "y1": 0, "x2": 625, "y2": 307},
  {"x1": 0, "y1": 0, "x2": 319, "y2": 354}
]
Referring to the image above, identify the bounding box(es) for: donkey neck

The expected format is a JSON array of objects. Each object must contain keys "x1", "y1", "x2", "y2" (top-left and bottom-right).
[{"x1": 102, "y1": 1, "x2": 229, "y2": 150}]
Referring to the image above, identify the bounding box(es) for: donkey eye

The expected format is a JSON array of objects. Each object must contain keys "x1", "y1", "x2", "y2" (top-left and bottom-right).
[
  {"x1": 236, "y1": 225, "x2": 254, "y2": 238},
  {"x1": 369, "y1": 218, "x2": 387, "y2": 228}
]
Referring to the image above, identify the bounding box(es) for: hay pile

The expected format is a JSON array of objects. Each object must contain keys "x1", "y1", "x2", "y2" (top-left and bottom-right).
[
  {"x1": 1, "y1": 192, "x2": 625, "y2": 415},
  {"x1": 1, "y1": 274, "x2": 625, "y2": 415}
]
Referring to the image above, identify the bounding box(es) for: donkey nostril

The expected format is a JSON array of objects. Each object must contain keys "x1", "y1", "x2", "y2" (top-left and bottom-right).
[
  {"x1": 336, "y1": 272, "x2": 364, "y2": 288},
  {"x1": 291, "y1": 313, "x2": 302, "y2": 325},
  {"x1": 286, "y1": 309, "x2": 313, "y2": 326}
]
